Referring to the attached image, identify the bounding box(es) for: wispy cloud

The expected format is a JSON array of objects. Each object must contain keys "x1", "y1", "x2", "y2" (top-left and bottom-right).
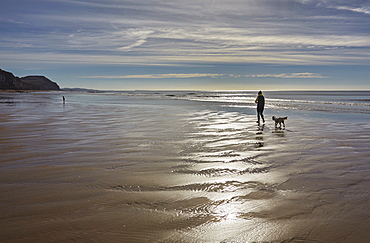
[
  {"x1": 241, "y1": 73, "x2": 327, "y2": 79},
  {"x1": 3, "y1": 25, "x2": 370, "y2": 66},
  {"x1": 298, "y1": 0, "x2": 370, "y2": 15},
  {"x1": 84, "y1": 73, "x2": 224, "y2": 79},
  {"x1": 334, "y1": 6, "x2": 370, "y2": 15},
  {"x1": 117, "y1": 39, "x2": 148, "y2": 51},
  {"x1": 85, "y1": 72, "x2": 326, "y2": 79}
]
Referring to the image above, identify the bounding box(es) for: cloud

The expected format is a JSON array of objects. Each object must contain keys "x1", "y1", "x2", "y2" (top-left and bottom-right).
[
  {"x1": 117, "y1": 39, "x2": 148, "y2": 51},
  {"x1": 85, "y1": 72, "x2": 326, "y2": 79},
  {"x1": 233, "y1": 73, "x2": 327, "y2": 79},
  {"x1": 298, "y1": 0, "x2": 370, "y2": 15},
  {"x1": 334, "y1": 6, "x2": 370, "y2": 15},
  {"x1": 84, "y1": 73, "x2": 224, "y2": 79},
  {"x1": 1, "y1": 0, "x2": 370, "y2": 67}
]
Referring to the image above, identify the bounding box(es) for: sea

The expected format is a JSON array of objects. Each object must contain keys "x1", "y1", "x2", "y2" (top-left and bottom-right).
[{"x1": 1, "y1": 90, "x2": 370, "y2": 242}]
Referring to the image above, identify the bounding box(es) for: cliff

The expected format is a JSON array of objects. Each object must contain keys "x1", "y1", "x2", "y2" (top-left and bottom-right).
[
  {"x1": 0, "y1": 69, "x2": 60, "y2": 91},
  {"x1": 20, "y1": 76, "x2": 60, "y2": 91}
]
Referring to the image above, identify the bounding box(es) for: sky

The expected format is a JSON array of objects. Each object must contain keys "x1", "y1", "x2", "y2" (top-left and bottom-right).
[{"x1": 1, "y1": 0, "x2": 370, "y2": 90}]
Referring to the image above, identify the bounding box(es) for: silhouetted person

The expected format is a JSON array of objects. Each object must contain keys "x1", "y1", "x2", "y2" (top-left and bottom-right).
[
  {"x1": 63, "y1": 96, "x2": 65, "y2": 104},
  {"x1": 255, "y1": 91, "x2": 265, "y2": 124}
]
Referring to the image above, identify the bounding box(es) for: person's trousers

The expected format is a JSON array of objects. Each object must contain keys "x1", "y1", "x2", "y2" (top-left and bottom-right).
[{"x1": 257, "y1": 108, "x2": 265, "y2": 123}]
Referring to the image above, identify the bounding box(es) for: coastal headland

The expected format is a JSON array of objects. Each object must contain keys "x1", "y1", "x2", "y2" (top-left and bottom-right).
[{"x1": 0, "y1": 68, "x2": 60, "y2": 91}]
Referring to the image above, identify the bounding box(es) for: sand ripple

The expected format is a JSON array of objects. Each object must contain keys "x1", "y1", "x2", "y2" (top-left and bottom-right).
[
  {"x1": 110, "y1": 180, "x2": 270, "y2": 193},
  {"x1": 173, "y1": 166, "x2": 271, "y2": 177}
]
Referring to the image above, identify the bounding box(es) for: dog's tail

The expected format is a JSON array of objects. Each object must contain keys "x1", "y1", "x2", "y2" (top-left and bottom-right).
[{"x1": 282, "y1": 116, "x2": 288, "y2": 120}]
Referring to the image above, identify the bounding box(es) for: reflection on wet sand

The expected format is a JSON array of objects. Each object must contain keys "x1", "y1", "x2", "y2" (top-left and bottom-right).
[{"x1": 1, "y1": 93, "x2": 370, "y2": 242}]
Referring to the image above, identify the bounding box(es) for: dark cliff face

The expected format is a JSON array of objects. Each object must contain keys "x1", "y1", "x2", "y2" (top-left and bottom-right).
[
  {"x1": 0, "y1": 69, "x2": 23, "y2": 90},
  {"x1": 20, "y1": 76, "x2": 60, "y2": 90},
  {"x1": 0, "y1": 69, "x2": 60, "y2": 91}
]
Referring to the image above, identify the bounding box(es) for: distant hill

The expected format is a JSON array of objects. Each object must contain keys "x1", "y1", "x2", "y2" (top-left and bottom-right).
[
  {"x1": 61, "y1": 88, "x2": 101, "y2": 92},
  {"x1": 0, "y1": 69, "x2": 60, "y2": 91}
]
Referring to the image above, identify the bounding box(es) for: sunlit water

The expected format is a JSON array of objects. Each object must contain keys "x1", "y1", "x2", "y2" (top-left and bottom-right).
[{"x1": 1, "y1": 91, "x2": 370, "y2": 242}]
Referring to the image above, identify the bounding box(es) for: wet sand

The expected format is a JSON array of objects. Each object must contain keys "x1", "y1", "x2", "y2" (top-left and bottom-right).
[{"x1": 1, "y1": 92, "x2": 370, "y2": 242}]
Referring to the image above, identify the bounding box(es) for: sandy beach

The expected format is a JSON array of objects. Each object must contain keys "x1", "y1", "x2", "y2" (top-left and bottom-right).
[{"x1": 1, "y1": 91, "x2": 370, "y2": 242}]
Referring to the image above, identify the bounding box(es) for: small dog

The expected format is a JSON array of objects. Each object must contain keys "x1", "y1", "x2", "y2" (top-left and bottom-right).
[{"x1": 272, "y1": 116, "x2": 288, "y2": 128}]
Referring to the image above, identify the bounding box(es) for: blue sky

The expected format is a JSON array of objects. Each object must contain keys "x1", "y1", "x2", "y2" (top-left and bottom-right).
[{"x1": 1, "y1": 0, "x2": 369, "y2": 90}]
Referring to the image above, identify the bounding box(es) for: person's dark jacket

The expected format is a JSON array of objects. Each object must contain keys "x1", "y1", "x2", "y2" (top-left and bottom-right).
[{"x1": 255, "y1": 94, "x2": 265, "y2": 111}]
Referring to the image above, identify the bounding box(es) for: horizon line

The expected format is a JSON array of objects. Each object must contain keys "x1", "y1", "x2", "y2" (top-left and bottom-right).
[{"x1": 59, "y1": 88, "x2": 370, "y2": 92}]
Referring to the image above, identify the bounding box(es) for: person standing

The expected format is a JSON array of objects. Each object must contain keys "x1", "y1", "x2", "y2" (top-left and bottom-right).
[{"x1": 255, "y1": 91, "x2": 265, "y2": 124}]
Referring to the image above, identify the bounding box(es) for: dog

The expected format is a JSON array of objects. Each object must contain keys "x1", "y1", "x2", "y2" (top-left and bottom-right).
[{"x1": 272, "y1": 116, "x2": 288, "y2": 128}]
